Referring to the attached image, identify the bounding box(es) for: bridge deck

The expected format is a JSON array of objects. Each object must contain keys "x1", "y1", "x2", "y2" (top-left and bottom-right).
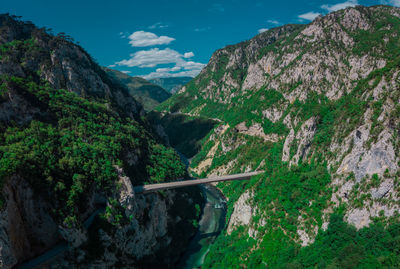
[{"x1": 133, "y1": 171, "x2": 263, "y2": 194}]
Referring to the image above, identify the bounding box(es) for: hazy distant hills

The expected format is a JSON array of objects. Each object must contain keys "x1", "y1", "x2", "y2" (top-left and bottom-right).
[
  {"x1": 104, "y1": 68, "x2": 171, "y2": 111},
  {"x1": 149, "y1": 77, "x2": 193, "y2": 93}
]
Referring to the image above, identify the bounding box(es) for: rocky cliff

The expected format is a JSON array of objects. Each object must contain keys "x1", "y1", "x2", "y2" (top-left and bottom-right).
[
  {"x1": 0, "y1": 14, "x2": 201, "y2": 268},
  {"x1": 158, "y1": 5, "x2": 400, "y2": 267}
]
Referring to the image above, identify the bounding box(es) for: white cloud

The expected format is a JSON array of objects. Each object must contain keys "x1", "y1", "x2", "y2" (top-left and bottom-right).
[
  {"x1": 183, "y1": 52, "x2": 194, "y2": 58},
  {"x1": 156, "y1": 66, "x2": 182, "y2": 73},
  {"x1": 115, "y1": 48, "x2": 206, "y2": 79},
  {"x1": 108, "y1": 64, "x2": 116, "y2": 68},
  {"x1": 298, "y1": 0, "x2": 358, "y2": 22},
  {"x1": 142, "y1": 69, "x2": 199, "y2": 79},
  {"x1": 321, "y1": 0, "x2": 358, "y2": 12},
  {"x1": 148, "y1": 22, "x2": 169, "y2": 29},
  {"x1": 181, "y1": 61, "x2": 205, "y2": 70},
  {"x1": 267, "y1": 20, "x2": 280, "y2": 25},
  {"x1": 127, "y1": 31, "x2": 175, "y2": 47},
  {"x1": 258, "y1": 28, "x2": 269, "y2": 33},
  {"x1": 142, "y1": 60, "x2": 206, "y2": 79},
  {"x1": 121, "y1": 71, "x2": 131, "y2": 74},
  {"x1": 298, "y1": 12, "x2": 321, "y2": 21},
  {"x1": 116, "y1": 48, "x2": 181, "y2": 67},
  {"x1": 381, "y1": 0, "x2": 400, "y2": 7}
]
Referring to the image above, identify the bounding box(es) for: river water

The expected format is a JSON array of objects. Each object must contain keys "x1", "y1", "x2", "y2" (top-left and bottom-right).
[
  {"x1": 17, "y1": 151, "x2": 226, "y2": 269},
  {"x1": 177, "y1": 184, "x2": 227, "y2": 269},
  {"x1": 175, "y1": 151, "x2": 227, "y2": 268}
]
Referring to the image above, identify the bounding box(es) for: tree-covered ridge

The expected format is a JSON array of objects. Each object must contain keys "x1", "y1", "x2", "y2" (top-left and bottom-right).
[
  {"x1": 0, "y1": 14, "x2": 142, "y2": 121},
  {"x1": 155, "y1": 5, "x2": 400, "y2": 269},
  {"x1": 0, "y1": 15, "x2": 205, "y2": 268},
  {"x1": 149, "y1": 76, "x2": 193, "y2": 93},
  {"x1": 104, "y1": 68, "x2": 171, "y2": 111},
  {"x1": 204, "y1": 214, "x2": 400, "y2": 268},
  {"x1": 0, "y1": 75, "x2": 185, "y2": 226},
  {"x1": 158, "y1": 5, "x2": 400, "y2": 140},
  {"x1": 199, "y1": 137, "x2": 399, "y2": 268}
]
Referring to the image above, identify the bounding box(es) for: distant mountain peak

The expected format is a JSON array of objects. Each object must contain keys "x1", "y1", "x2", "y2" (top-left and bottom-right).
[
  {"x1": 149, "y1": 76, "x2": 193, "y2": 94},
  {"x1": 104, "y1": 68, "x2": 171, "y2": 111}
]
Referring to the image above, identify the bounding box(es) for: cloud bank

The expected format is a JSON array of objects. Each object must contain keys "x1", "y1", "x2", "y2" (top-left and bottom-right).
[
  {"x1": 381, "y1": 0, "x2": 400, "y2": 7},
  {"x1": 267, "y1": 19, "x2": 280, "y2": 25},
  {"x1": 127, "y1": 31, "x2": 175, "y2": 47},
  {"x1": 115, "y1": 48, "x2": 205, "y2": 79},
  {"x1": 298, "y1": 11, "x2": 321, "y2": 21},
  {"x1": 321, "y1": 0, "x2": 358, "y2": 12}
]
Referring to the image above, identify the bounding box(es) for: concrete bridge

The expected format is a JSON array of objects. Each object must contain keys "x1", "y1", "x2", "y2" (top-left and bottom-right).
[{"x1": 133, "y1": 171, "x2": 263, "y2": 194}]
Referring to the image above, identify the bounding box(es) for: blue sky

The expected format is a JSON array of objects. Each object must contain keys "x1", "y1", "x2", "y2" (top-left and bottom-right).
[{"x1": 1, "y1": 0, "x2": 396, "y2": 78}]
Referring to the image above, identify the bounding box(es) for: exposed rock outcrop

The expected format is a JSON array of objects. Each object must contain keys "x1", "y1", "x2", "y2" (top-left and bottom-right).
[
  {"x1": 163, "y1": 4, "x2": 400, "y2": 256},
  {"x1": 235, "y1": 122, "x2": 280, "y2": 142},
  {"x1": 0, "y1": 176, "x2": 59, "y2": 268},
  {"x1": 227, "y1": 191, "x2": 253, "y2": 234},
  {"x1": 0, "y1": 14, "x2": 201, "y2": 268}
]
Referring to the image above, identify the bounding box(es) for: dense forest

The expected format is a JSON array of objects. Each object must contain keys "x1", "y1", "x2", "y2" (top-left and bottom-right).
[{"x1": 0, "y1": 14, "x2": 203, "y2": 268}]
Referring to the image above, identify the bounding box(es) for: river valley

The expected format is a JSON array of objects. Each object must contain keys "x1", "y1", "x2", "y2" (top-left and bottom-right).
[
  {"x1": 177, "y1": 184, "x2": 226, "y2": 268},
  {"x1": 175, "y1": 151, "x2": 227, "y2": 268}
]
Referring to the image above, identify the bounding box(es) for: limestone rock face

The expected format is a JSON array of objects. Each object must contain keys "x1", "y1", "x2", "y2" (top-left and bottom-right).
[
  {"x1": 338, "y1": 128, "x2": 397, "y2": 180},
  {"x1": 290, "y1": 117, "x2": 317, "y2": 166},
  {"x1": 58, "y1": 227, "x2": 87, "y2": 248},
  {"x1": 0, "y1": 176, "x2": 59, "y2": 269},
  {"x1": 0, "y1": 14, "x2": 143, "y2": 121},
  {"x1": 0, "y1": 14, "x2": 199, "y2": 268},
  {"x1": 235, "y1": 122, "x2": 280, "y2": 142},
  {"x1": 180, "y1": 6, "x2": 393, "y2": 108},
  {"x1": 227, "y1": 191, "x2": 253, "y2": 234},
  {"x1": 262, "y1": 106, "x2": 284, "y2": 123},
  {"x1": 0, "y1": 87, "x2": 41, "y2": 124},
  {"x1": 54, "y1": 169, "x2": 195, "y2": 268},
  {"x1": 165, "y1": 5, "x2": 400, "y2": 249}
]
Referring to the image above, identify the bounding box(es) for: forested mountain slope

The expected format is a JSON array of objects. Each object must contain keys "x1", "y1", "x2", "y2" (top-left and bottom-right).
[
  {"x1": 149, "y1": 76, "x2": 193, "y2": 94},
  {"x1": 104, "y1": 68, "x2": 171, "y2": 111},
  {"x1": 0, "y1": 14, "x2": 201, "y2": 268},
  {"x1": 157, "y1": 5, "x2": 400, "y2": 267}
]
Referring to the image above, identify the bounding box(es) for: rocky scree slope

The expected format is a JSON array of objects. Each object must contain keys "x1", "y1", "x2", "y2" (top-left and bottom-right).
[
  {"x1": 158, "y1": 5, "x2": 400, "y2": 268},
  {"x1": 0, "y1": 14, "x2": 201, "y2": 268},
  {"x1": 104, "y1": 67, "x2": 171, "y2": 111}
]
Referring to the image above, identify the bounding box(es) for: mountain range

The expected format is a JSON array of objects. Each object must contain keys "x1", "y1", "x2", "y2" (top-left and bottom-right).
[
  {"x1": 156, "y1": 5, "x2": 400, "y2": 268},
  {"x1": 0, "y1": 13, "x2": 201, "y2": 268},
  {"x1": 104, "y1": 68, "x2": 171, "y2": 111},
  {"x1": 149, "y1": 76, "x2": 193, "y2": 94},
  {"x1": 1, "y1": 4, "x2": 400, "y2": 268}
]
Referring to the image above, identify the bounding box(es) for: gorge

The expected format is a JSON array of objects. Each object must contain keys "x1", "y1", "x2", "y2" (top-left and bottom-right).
[{"x1": 1, "y1": 3, "x2": 400, "y2": 269}]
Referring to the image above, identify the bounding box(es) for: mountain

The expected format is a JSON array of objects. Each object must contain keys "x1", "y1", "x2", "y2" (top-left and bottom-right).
[
  {"x1": 0, "y1": 14, "x2": 201, "y2": 268},
  {"x1": 149, "y1": 77, "x2": 193, "y2": 93},
  {"x1": 156, "y1": 5, "x2": 400, "y2": 267},
  {"x1": 104, "y1": 68, "x2": 171, "y2": 111}
]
